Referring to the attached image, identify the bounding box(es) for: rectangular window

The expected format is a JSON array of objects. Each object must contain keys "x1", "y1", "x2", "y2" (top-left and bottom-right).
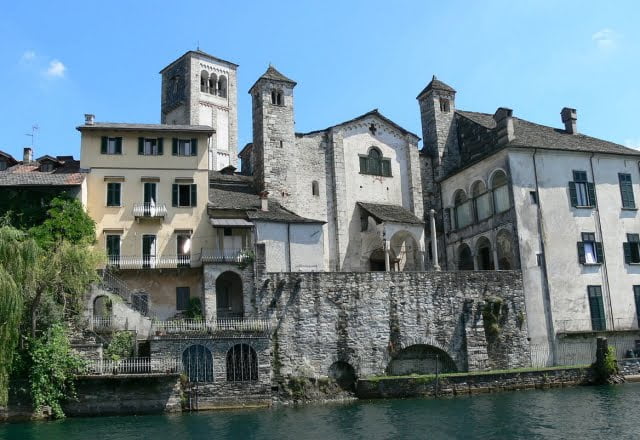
[
  {"x1": 138, "y1": 137, "x2": 163, "y2": 156},
  {"x1": 101, "y1": 137, "x2": 122, "y2": 155},
  {"x1": 529, "y1": 191, "x2": 538, "y2": 204},
  {"x1": 569, "y1": 170, "x2": 595, "y2": 208},
  {"x1": 176, "y1": 287, "x2": 190, "y2": 311},
  {"x1": 634, "y1": 286, "x2": 640, "y2": 327},
  {"x1": 172, "y1": 138, "x2": 198, "y2": 156},
  {"x1": 623, "y1": 233, "x2": 640, "y2": 264},
  {"x1": 619, "y1": 173, "x2": 636, "y2": 209},
  {"x1": 577, "y1": 232, "x2": 603, "y2": 265},
  {"x1": 177, "y1": 234, "x2": 191, "y2": 267},
  {"x1": 587, "y1": 285, "x2": 606, "y2": 331},
  {"x1": 106, "y1": 234, "x2": 120, "y2": 266},
  {"x1": 172, "y1": 183, "x2": 197, "y2": 207},
  {"x1": 142, "y1": 235, "x2": 156, "y2": 269},
  {"x1": 106, "y1": 182, "x2": 121, "y2": 207}
]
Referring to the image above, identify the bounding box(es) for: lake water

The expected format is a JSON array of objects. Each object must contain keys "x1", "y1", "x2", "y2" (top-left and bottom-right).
[{"x1": 2, "y1": 383, "x2": 640, "y2": 439}]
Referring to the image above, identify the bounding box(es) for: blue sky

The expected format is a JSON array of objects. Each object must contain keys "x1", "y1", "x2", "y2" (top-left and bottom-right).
[{"x1": 1, "y1": 0, "x2": 639, "y2": 160}]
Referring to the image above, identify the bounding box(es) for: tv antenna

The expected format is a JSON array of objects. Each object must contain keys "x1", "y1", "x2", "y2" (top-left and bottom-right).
[{"x1": 25, "y1": 124, "x2": 39, "y2": 147}]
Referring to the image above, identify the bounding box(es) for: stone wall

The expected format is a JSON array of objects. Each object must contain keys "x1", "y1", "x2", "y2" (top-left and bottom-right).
[
  {"x1": 619, "y1": 358, "x2": 640, "y2": 376},
  {"x1": 356, "y1": 366, "x2": 592, "y2": 399},
  {"x1": 63, "y1": 375, "x2": 182, "y2": 416},
  {"x1": 252, "y1": 270, "x2": 530, "y2": 380}
]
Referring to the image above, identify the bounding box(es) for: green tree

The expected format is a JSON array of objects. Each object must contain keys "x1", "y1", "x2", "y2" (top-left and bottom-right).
[{"x1": 29, "y1": 197, "x2": 96, "y2": 247}]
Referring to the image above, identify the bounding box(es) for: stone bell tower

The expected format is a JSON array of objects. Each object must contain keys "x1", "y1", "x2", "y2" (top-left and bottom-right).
[{"x1": 160, "y1": 50, "x2": 238, "y2": 170}]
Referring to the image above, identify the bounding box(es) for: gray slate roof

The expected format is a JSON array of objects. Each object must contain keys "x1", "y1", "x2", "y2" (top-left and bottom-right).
[
  {"x1": 159, "y1": 50, "x2": 238, "y2": 73},
  {"x1": 456, "y1": 110, "x2": 640, "y2": 156},
  {"x1": 258, "y1": 66, "x2": 297, "y2": 85},
  {"x1": 77, "y1": 123, "x2": 214, "y2": 133},
  {"x1": 358, "y1": 202, "x2": 424, "y2": 224},
  {"x1": 0, "y1": 157, "x2": 86, "y2": 187},
  {"x1": 416, "y1": 76, "x2": 456, "y2": 98},
  {"x1": 208, "y1": 179, "x2": 323, "y2": 224}
]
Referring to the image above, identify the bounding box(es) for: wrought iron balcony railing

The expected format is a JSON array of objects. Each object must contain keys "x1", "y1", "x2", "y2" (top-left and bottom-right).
[
  {"x1": 132, "y1": 202, "x2": 167, "y2": 218},
  {"x1": 151, "y1": 318, "x2": 272, "y2": 336},
  {"x1": 201, "y1": 248, "x2": 253, "y2": 264},
  {"x1": 81, "y1": 357, "x2": 182, "y2": 376},
  {"x1": 107, "y1": 254, "x2": 194, "y2": 269}
]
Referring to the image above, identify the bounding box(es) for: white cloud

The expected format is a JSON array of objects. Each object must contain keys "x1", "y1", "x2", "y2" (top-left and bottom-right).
[
  {"x1": 44, "y1": 59, "x2": 66, "y2": 78},
  {"x1": 592, "y1": 29, "x2": 619, "y2": 50},
  {"x1": 624, "y1": 138, "x2": 640, "y2": 150},
  {"x1": 21, "y1": 50, "x2": 36, "y2": 62}
]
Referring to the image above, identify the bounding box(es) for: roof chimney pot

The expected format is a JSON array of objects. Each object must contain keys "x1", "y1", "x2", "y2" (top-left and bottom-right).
[
  {"x1": 561, "y1": 107, "x2": 577, "y2": 134},
  {"x1": 259, "y1": 191, "x2": 269, "y2": 212},
  {"x1": 493, "y1": 107, "x2": 515, "y2": 145},
  {"x1": 84, "y1": 114, "x2": 95, "y2": 125},
  {"x1": 23, "y1": 147, "x2": 33, "y2": 164}
]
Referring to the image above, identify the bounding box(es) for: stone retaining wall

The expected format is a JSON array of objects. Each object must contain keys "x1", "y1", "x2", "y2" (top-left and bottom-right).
[
  {"x1": 356, "y1": 367, "x2": 593, "y2": 399},
  {"x1": 619, "y1": 358, "x2": 640, "y2": 376}
]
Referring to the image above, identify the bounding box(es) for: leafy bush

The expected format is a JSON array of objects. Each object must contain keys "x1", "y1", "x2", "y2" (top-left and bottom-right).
[
  {"x1": 184, "y1": 297, "x2": 203, "y2": 319},
  {"x1": 105, "y1": 331, "x2": 135, "y2": 361}
]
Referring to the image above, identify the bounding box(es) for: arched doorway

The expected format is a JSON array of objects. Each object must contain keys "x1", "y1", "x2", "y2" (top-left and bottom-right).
[
  {"x1": 216, "y1": 271, "x2": 244, "y2": 318},
  {"x1": 369, "y1": 248, "x2": 387, "y2": 271},
  {"x1": 92, "y1": 295, "x2": 112, "y2": 330},
  {"x1": 226, "y1": 343, "x2": 258, "y2": 382},
  {"x1": 476, "y1": 236, "x2": 494, "y2": 270},
  {"x1": 388, "y1": 344, "x2": 457, "y2": 375},
  {"x1": 389, "y1": 231, "x2": 420, "y2": 272},
  {"x1": 328, "y1": 361, "x2": 357, "y2": 391},
  {"x1": 458, "y1": 244, "x2": 474, "y2": 270},
  {"x1": 496, "y1": 230, "x2": 517, "y2": 270}
]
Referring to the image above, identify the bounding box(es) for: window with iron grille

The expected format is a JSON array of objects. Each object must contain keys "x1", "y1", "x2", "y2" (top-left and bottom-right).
[
  {"x1": 623, "y1": 233, "x2": 640, "y2": 264},
  {"x1": 226, "y1": 344, "x2": 258, "y2": 382},
  {"x1": 182, "y1": 345, "x2": 213, "y2": 383},
  {"x1": 577, "y1": 232, "x2": 603, "y2": 265},
  {"x1": 587, "y1": 285, "x2": 606, "y2": 331},
  {"x1": 569, "y1": 170, "x2": 595, "y2": 208},
  {"x1": 619, "y1": 173, "x2": 636, "y2": 209}
]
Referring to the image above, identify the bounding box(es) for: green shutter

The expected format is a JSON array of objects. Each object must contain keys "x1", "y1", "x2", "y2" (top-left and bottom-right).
[
  {"x1": 101, "y1": 137, "x2": 108, "y2": 154},
  {"x1": 172, "y1": 184, "x2": 178, "y2": 207},
  {"x1": 106, "y1": 183, "x2": 113, "y2": 206},
  {"x1": 115, "y1": 183, "x2": 121, "y2": 206},
  {"x1": 595, "y1": 242, "x2": 604, "y2": 263},
  {"x1": 587, "y1": 287, "x2": 606, "y2": 330},
  {"x1": 172, "y1": 138, "x2": 178, "y2": 156},
  {"x1": 382, "y1": 160, "x2": 391, "y2": 177},
  {"x1": 359, "y1": 157, "x2": 368, "y2": 174},
  {"x1": 624, "y1": 242, "x2": 632, "y2": 264},
  {"x1": 587, "y1": 182, "x2": 596, "y2": 207},
  {"x1": 569, "y1": 182, "x2": 578, "y2": 207},
  {"x1": 115, "y1": 137, "x2": 122, "y2": 154},
  {"x1": 157, "y1": 138, "x2": 164, "y2": 155},
  {"x1": 577, "y1": 242, "x2": 586, "y2": 264},
  {"x1": 190, "y1": 184, "x2": 197, "y2": 207},
  {"x1": 138, "y1": 137, "x2": 144, "y2": 155},
  {"x1": 619, "y1": 174, "x2": 635, "y2": 208},
  {"x1": 191, "y1": 138, "x2": 198, "y2": 156},
  {"x1": 634, "y1": 286, "x2": 640, "y2": 324}
]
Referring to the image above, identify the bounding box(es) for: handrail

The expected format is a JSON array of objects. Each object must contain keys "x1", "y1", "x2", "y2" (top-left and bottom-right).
[
  {"x1": 132, "y1": 202, "x2": 167, "y2": 218},
  {"x1": 201, "y1": 248, "x2": 253, "y2": 264},
  {"x1": 151, "y1": 318, "x2": 272, "y2": 335},
  {"x1": 81, "y1": 357, "x2": 182, "y2": 375}
]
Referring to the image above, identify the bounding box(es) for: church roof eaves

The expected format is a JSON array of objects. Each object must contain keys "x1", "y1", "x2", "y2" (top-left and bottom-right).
[{"x1": 159, "y1": 50, "x2": 238, "y2": 74}]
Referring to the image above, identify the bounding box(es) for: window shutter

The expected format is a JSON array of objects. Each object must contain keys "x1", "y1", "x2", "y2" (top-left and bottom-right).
[
  {"x1": 359, "y1": 157, "x2": 368, "y2": 174},
  {"x1": 577, "y1": 242, "x2": 586, "y2": 264},
  {"x1": 172, "y1": 184, "x2": 178, "y2": 207},
  {"x1": 157, "y1": 138, "x2": 164, "y2": 155},
  {"x1": 190, "y1": 184, "x2": 197, "y2": 206},
  {"x1": 619, "y1": 174, "x2": 635, "y2": 208},
  {"x1": 101, "y1": 137, "x2": 108, "y2": 154},
  {"x1": 624, "y1": 242, "x2": 632, "y2": 264},
  {"x1": 587, "y1": 182, "x2": 596, "y2": 207},
  {"x1": 172, "y1": 138, "x2": 178, "y2": 156},
  {"x1": 569, "y1": 182, "x2": 578, "y2": 207},
  {"x1": 191, "y1": 138, "x2": 198, "y2": 156},
  {"x1": 382, "y1": 160, "x2": 391, "y2": 177},
  {"x1": 115, "y1": 137, "x2": 122, "y2": 154},
  {"x1": 114, "y1": 184, "x2": 121, "y2": 206},
  {"x1": 106, "y1": 183, "x2": 113, "y2": 206},
  {"x1": 138, "y1": 137, "x2": 144, "y2": 155},
  {"x1": 595, "y1": 242, "x2": 604, "y2": 263}
]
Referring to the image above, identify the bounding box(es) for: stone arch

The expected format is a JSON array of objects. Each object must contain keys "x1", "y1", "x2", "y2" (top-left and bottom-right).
[
  {"x1": 457, "y1": 243, "x2": 474, "y2": 270},
  {"x1": 470, "y1": 179, "x2": 487, "y2": 197},
  {"x1": 328, "y1": 361, "x2": 357, "y2": 391},
  {"x1": 489, "y1": 168, "x2": 508, "y2": 189},
  {"x1": 217, "y1": 75, "x2": 227, "y2": 98},
  {"x1": 389, "y1": 230, "x2": 421, "y2": 272},
  {"x1": 387, "y1": 344, "x2": 458, "y2": 375},
  {"x1": 475, "y1": 236, "x2": 494, "y2": 270},
  {"x1": 93, "y1": 295, "x2": 112, "y2": 318},
  {"x1": 369, "y1": 247, "x2": 388, "y2": 271},
  {"x1": 216, "y1": 271, "x2": 244, "y2": 318},
  {"x1": 200, "y1": 70, "x2": 209, "y2": 93},
  {"x1": 182, "y1": 344, "x2": 213, "y2": 383},
  {"x1": 226, "y1": 343, "x2": 258, "y2": 382},
  {"x1": 496, "y1": 228, "x2": 518, "y2": 270},
  {"x1": 452, "y1": 188, "x2": 467, "y2": 207}
]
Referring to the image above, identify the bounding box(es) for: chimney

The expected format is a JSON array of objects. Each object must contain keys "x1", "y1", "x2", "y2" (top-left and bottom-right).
[
  {"x1": 259, "y1": 191, "x2": 269, "y2": 212},
  {"x1": 561, "y1": 107, "x2": 577, "y2": 134},
  {"x1": 493, "y1": 107, "x2": 515, "y2": 145},
  {"x1": 84, "y1": 114, "x2": 95, "y2": 125},
  {"x1": 23, "y1": 147, "x2": 33, "y2": 164}
]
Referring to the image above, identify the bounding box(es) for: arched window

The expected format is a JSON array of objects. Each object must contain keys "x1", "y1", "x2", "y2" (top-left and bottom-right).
[
  {"x1": 277, "y1": 91, "x2": 283, "y2": 105},
  {"x1": 200, "y1": 70, "x2": 209, "y2": 93},
  {"x1": 312, "y1": 180, "x2": 319, "y2": 196},
  {"x1": 471, "y1": 180, "x2": 492, "y2": 221},
  {"x1": 439, "y1": 98, "x2": 450, "y2": 112},
  {"x1": 182, "y1": 345, "x2": 213, "y2": 383},
  {"x1": 271, "y1": 90, "x2": 277, "y2": 105},
  {"x1": 208, "y1": 73, "x2": 217, "y2": 95},
  {"x1": 453, "y1": 189, "x2": 472, "y2": 229},
  {"x1": 458, "y1": 244, "x2": 474, "y2": 270},
  {"x1": 476, "y1": 236, "x2": 494, "y2": 270},
  {"x1": 217, "y1": 75, "x2": 227, "y2": 98},
  {"x1": 359, "y1": 147, "x2": 391, "y2": 177},
  {"x1": 491, "y1": 170, "x2": 510, "y2": 213},
  {"x1": 226, "y1": 344, "x2": 258, "y2": 382}
]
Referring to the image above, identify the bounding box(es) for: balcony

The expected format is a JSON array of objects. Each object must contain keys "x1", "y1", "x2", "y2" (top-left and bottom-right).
[
  {"x1": 556, "y1": 318, "x2": 639, "y2": 335},
  {"x1": 151, "y1": 317, "x2": 272, "y2": 338},
  {"x1": 107, "y1": 254, "x2": 195, "y2": 270},
  {"x1": 132, "y1": 202, "x2": 167, "y2": 220},
  {"x1": 201, "y1": 248, "x2": 253, "y2": 264}
]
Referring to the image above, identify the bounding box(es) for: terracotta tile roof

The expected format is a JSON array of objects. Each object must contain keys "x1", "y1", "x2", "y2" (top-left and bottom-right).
[{"x1": 0, "y1": 156, "x2": 86, "y2": 186}]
